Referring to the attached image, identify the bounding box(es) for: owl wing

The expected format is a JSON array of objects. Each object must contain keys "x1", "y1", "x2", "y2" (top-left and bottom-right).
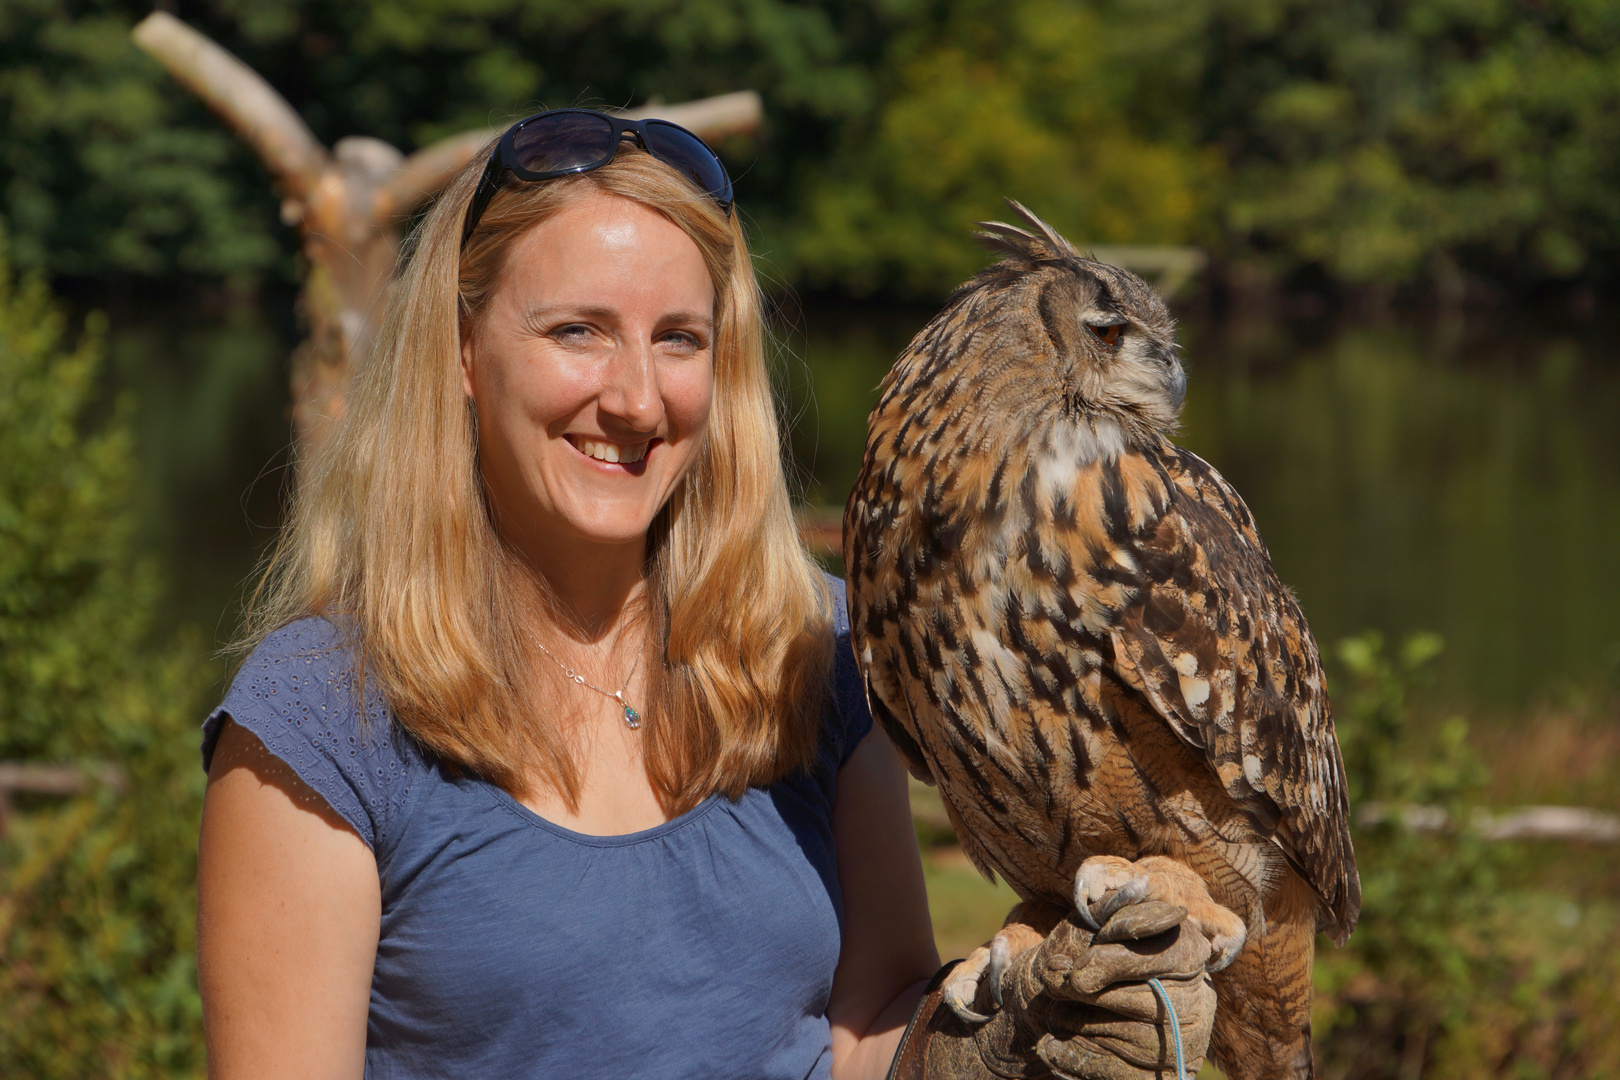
[{"x1": 1108, "y1": 444, "x2": 1360, "y2": 944}]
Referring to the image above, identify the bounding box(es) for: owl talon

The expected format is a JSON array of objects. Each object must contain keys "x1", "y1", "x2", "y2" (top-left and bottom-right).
[
  {"x1": 1093, "y1": 875, "x2": 1151, "y2": 924},
  {"x1": 941, "y1": 946, "x2": 994, "y2": 1023},
  {"x1": 1074, "y1": 855, "x2": 1143, "y2": 928},
  {"x1": 987, "y1": 932, "x2": 1012, "y2": 1008},
  {"x1": 946, "y1": 1001, "x2": 990, "y2": 1024}
]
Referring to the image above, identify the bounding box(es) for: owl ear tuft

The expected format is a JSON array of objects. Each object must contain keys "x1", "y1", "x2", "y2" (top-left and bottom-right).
[
  {"x1": 974, "y1": 199, "x2": 1083, "y2": 266},
  {"x1": 973, "y1": 220, "x2": 1041, "y2": 263}
]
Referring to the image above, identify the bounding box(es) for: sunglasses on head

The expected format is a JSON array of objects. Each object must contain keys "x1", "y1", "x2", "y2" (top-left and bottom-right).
[{"x1": 460, "y1": 108, "x2": 735, "y2": 247}]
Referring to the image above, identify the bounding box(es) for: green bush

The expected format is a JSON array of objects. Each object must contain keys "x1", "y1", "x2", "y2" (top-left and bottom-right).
[
  {"x1": 1314, "y1": 632, "x2": 1619, "y2": 1080},
  {"x1": 0, "y1": 234, "x2": 206, "y2": 1078}
]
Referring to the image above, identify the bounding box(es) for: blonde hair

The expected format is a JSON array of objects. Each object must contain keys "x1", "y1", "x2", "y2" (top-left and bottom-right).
[{"x1": 241, "y1": 145, "x2": 833, "y2": 812}]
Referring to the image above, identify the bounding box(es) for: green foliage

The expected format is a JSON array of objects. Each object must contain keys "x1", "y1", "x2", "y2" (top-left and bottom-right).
[
  {"x1": 1203, "y1": 0, "x2": 1620, "y2": 286},
  {"x1": 0, "y1": 0, "x2": 878, "y2": 283},
  {"x1": 782, "y1": 0, "x2": 1218, "y2": 296},
  {"x1": 0, "y1": 234, "x2": 207, "y2": 1077},
  {"x1": 1314, "y1": 632, "x2": 1620, "y2": 1080},
  {"x1": 0, "y1": 0, "x2": 282, "y2": 281},
  {"x1": 8, "y1": 0, "x2": 1620, "y2": 295},
  {"x1": 1318, "y1": 632, "x2": 1503, "y2": 1069},
  {"x1": 1334, "y1": 630, "x2": 1461, "y2": 809}
]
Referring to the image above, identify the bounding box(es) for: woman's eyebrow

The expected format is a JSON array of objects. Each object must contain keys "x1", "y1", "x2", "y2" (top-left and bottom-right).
[
  {"x1": 520, "y1": 306, "x2": 711, "y2": 329},
  {"x1": 522, "y1": 304, "x2": 616, "y2": 325}
]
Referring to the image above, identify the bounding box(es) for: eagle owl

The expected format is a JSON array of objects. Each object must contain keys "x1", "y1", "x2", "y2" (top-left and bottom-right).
[{"x1": 844, "y1": 203, "x2": 1359, "y2": 1079}]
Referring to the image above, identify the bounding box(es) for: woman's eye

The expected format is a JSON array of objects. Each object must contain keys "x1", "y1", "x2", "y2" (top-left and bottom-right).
[
  {"x1": 548, "y1": 323, "x2": 607, "y2": 350},
  {"x1": 659, "y1": 330, "x2": 702, "y2": 353}
]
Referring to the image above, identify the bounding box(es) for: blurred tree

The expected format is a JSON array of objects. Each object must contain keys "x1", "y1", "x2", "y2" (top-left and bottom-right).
[
  {"x1": 5, "y1": 0, "x2": 1620, "y2": 296},
  {"x1": 0, "y1": 232, "x2": 207, "y2": 1078},
  {"x1": 0, "y1": 0, "x2": 877, "y2": 285},
  {"x1": 0, "y1": 0, "x2": 281, "y2": 281},
  {"x1": 1203, "y1": 0, "x2": 1620, "y2": 288},
  {"x1": 781, "y1": 0, "x2": 1218, "y2": 296}
]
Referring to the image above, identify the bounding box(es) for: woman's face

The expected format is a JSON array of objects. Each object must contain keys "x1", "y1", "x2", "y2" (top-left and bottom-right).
[{"x1": 461, "y1": 191, "x2": 716, "y2": 558}]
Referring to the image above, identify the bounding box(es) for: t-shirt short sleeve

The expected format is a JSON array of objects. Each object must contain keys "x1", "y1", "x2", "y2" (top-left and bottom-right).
[
  {"x1": 202, "y1": 617, "x2": 420, "y2": 854},
  {"x1": 825, "y1": 573, "x2": 875, "y2": 769}
]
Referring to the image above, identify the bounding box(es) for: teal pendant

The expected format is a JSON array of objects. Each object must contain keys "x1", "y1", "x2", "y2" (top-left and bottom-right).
[{"x1": 623, "y1": 705, "x2": 641, "y2": 729}]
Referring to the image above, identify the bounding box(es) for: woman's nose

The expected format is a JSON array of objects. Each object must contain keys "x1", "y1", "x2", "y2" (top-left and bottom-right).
[{"x1": 597, "y1": 340, "x2": 662, "y2": 430}]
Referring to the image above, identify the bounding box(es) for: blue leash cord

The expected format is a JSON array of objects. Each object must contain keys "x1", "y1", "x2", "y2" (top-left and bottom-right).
[{"x1": 1147, "y1": 978, "x2": 1188, "y2": 1080}]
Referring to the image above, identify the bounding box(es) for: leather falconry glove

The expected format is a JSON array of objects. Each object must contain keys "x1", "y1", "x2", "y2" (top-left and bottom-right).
[{"x1": 887, "y1": 898, "x2": 1221, "y2": 1080}]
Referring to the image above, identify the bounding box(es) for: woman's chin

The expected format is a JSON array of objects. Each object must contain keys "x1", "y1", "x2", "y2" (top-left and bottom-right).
[{"x1": 553, "y1": 507, "x2": 664, "y2": 549}]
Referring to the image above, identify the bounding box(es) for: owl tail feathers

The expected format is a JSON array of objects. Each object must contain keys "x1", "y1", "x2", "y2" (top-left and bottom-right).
[{"x1": 974, "y1": 199, "x2": 1084, "y2": 267}]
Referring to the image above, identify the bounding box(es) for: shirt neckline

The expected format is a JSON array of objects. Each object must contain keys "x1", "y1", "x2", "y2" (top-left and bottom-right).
[{"x1": 481, "y1": 782, "x2": 726, "y2": 847}]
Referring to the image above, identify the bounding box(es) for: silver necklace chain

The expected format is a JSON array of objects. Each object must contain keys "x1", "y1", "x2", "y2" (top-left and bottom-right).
[{"x1": 530, "y1": 633, "x2": 646, "y2": 729}]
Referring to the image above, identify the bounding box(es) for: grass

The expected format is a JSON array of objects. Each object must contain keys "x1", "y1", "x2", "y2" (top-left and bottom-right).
[{"x1": 920, "y1": 844, "x2": 1019, "y2": 962}]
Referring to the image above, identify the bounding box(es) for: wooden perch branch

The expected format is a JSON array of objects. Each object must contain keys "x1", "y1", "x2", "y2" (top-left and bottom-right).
[
  {"x1": 131, "y1": 11, "x2": 763, "y2": 455},
  {"x1": 1088, "y1": 245, "x2": 1208, "y2": 300},
  {"x1": 908, "y1": 782, "x2": 1620, "y2": 849},
  {"x1": 378, "y1": 128, "x2": 499, "y2": 221},
  {"x1": 132, "y1": 12, "x2": 327, "y2": 200},
  {"x1": 1357, "y1": 802, "x2": 1620, "y2": 843},
  {"x1": 620, "y1": 91, "x2": 765, "y2": 141},
  {"x1": 0, "y1": 762, "x2": 127, "y2": 838},
  {"x1": 795, "y1": 505, "x2": 843, "y2": 557}
]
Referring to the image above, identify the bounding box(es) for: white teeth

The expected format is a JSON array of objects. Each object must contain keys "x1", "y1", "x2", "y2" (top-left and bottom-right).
[{"x1": 575, "y1": 438, "x2": 647, "y2": 464}]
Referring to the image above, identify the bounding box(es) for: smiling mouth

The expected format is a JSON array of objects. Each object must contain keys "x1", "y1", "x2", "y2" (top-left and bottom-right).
[{"x1": 566, "y1": 435, "x2": 655, "y2": 465}]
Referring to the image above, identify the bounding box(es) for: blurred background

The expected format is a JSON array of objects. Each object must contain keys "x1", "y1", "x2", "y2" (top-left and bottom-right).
[{"x1": 2, "y1": 1, "x2": 1618, "y2": 1076}]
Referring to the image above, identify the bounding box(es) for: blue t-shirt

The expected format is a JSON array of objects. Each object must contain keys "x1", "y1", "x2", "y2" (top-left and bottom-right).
[{"x1": 202, "y1": 587, "x2": 873, "y2": 1080}]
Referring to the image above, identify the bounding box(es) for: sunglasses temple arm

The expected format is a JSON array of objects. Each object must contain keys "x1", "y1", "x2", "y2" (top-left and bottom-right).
[{"x1": 461, "y1": 152, "x2": 506, "y2": 247}]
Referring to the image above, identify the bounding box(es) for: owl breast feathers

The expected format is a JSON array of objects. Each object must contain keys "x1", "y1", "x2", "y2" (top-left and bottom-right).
[{"x1": 845, "y1": 202, "x2": 1359, "y2": 1079}]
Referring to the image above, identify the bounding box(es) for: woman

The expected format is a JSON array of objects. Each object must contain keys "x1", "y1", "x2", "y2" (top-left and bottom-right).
[{"x1": 197, "y1": 111, "x2": 939, "y2": 1078}]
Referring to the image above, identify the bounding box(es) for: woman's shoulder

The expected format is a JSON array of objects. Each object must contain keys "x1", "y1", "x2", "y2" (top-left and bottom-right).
[
  {"x1": 821, "y1": 569, "x2": 853, "y2": 639},
  {"x1": 203, "y1": 615, "x2": 426, "y2": 852},
  {"x1": 209, "y1": 616, "x2": 364, "y2": 750},
  {"x1": 252, "y1": 613, "x2": 350, "y2": 657},
  {"x1": 818, "y1": 571, "x2": 873, "y2": 769}
]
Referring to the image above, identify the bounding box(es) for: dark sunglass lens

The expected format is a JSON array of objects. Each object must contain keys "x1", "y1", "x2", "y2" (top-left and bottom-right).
[
  {"x1": 510, "y1": 112, "x2": 617, "y2": 175},
  {"x1": 643, "y1": 122, "x2": 733, "y2": 206}
]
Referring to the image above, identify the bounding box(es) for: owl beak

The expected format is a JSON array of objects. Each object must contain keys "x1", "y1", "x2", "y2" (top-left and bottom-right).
[{"x1": 1166, "y1": 362, "x2": 1187, "y2": 411}]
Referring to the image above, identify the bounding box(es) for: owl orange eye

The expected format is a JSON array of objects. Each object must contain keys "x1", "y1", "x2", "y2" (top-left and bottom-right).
[{"x1": 1088, "y1": 322, "x2": 1124, "y2": 347}]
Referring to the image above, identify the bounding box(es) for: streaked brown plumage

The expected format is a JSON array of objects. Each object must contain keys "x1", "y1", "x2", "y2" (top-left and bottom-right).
[{"x1": 844, "y1": 203, "x2": 1360, "y2": 1079}]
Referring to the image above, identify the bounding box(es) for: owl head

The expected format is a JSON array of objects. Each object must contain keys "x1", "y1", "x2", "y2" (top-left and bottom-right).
[{"x1": 965, "y1": 200, "x2": 1185, "y2": 445}]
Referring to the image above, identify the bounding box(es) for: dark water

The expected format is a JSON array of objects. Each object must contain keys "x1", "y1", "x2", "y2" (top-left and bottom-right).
[
  {"x1": 116, "y1": 298, "x2": 1620, "y2": 713},
  {"x1": 781, "y1": 304, "x2": 1620, "y2": 714},
  {"x1": 107, "y1": 295, "x2": 294, "y2": 660}
]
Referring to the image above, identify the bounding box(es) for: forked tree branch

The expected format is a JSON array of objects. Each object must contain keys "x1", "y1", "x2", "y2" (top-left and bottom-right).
[
  {"x1": 132, "y1": 11, "x2": 328, "y2": 199},
  {"x1": 619, "y1": 90, "x2": 764, "y2": 141},
  {"x1": 378, "y1": 128, "x2": 499, "y2": 221},
  {"x1": 129, "y1": 10, "x2": 764, "y2": 453}
]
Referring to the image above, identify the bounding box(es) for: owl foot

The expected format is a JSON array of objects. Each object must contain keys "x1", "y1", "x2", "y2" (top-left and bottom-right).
[
  {"x1": 1073, "y1": 855, "x2": 1248, "y2": 972},
  {"x1": 940, "y1": 905, "x2": 1055, "y2": 1023}
]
